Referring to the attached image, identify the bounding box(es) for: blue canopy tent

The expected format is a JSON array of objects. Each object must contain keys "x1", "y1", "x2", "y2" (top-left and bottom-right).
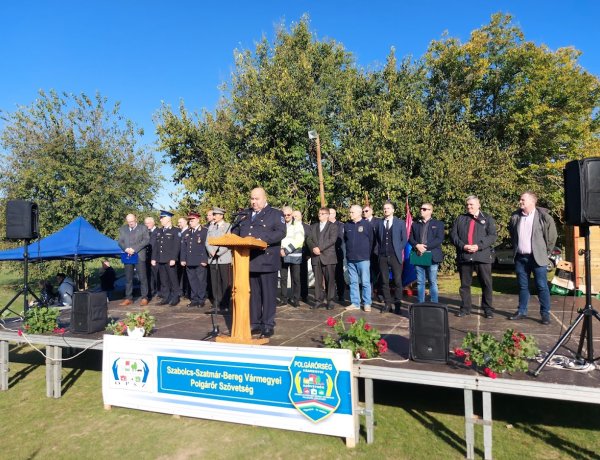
[
  {"x1": 0, "y1": 216, "x2": 121, "y2": 296},
  {"x1": 0, "y1": 216, "x2": 121, "y2": 261}
]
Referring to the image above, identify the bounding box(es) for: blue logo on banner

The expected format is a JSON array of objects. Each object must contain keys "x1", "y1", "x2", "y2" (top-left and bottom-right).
[{"x1": 288, "y1": 356, "x2": 340, "y2": 423}]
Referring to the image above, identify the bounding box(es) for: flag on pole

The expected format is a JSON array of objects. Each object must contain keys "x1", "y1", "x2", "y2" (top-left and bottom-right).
[{"x1": 402, "y1": 197, "x2": 417, "y2": 287}]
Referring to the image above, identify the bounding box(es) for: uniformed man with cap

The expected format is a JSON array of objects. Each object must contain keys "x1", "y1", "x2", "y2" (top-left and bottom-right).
[
  {"x1": 233, "y1": 187, "x2": 286, "y2": 338},
  {"x1": 206, "y1": 206, "x2": 232, "y2": 312},
  {"x1": 151, "y1": 210, "x2": 182, "y2": 306},
  {"x1": 181, "y1": 212, "x2": 209, "y2": 307}
]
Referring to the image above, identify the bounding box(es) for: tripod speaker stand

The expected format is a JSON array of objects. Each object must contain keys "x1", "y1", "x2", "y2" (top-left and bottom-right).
[
  {"x1": 0, "y1": 239, "x2": 40, "y2": 319},
  {"x1": 534, "y1": 225, "x2": 599, "y2": 375}
]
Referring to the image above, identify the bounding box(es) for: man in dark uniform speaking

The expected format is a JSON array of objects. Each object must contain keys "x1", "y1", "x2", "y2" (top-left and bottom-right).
[
  {"x1": 233, "y1": 187, "x2": 286, "y2": 338},
  {"x1": 151, "y1": 210, "x2": 182, "y2": 306}
]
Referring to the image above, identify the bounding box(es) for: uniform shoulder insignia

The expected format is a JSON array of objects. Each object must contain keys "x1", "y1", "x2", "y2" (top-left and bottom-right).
[
  {"x1": 178, "y1": 232, "x2": 182, "y2": 237},
  {"x1": 281, "y1": 216, "x2": 285, "y2": 224}
]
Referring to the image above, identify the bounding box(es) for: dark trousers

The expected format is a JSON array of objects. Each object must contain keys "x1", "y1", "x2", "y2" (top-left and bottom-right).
[
  {"x1": 147, "y1": 261, "x2": 160, "y2": 298},
  {"x1": 313, "y1": 260, "x2": 336, "y2": 303},
  {"x1": 378, "y1": 254, "x2": 403, "y2": 304},
  {"x1": 125, "y1": 260, "x2": 148, "y2": 300},
  {"x1": 250, "y1": 271, "x2": 278, "y2": 329},
  {"x1": 186, "y1": 265, "x2": 207, "y2": 303},
  {"x1": 299, "y1": 256, "x2": 309, "y2": 301},
  {"x1": 370, "y1": 253, "x2": 381, "y2": 294},
  {"x1": 335, "y1": 250, "x2": 346, "y2": 301},
  {"x1": 159, "y1": 263, "x2": 180, "y2": 302},
  {"x1": 178, "y1": 264, "x2": 191, "y2": 298},
  {"x1": 210, "y1": 263, "x2": 231, "y2": 309},
  {"x1": 280, "y1": 262, "x2": 301, "y2": 302},
  {"x1": 458, "y1": 262, "x2": 493, "y2": 312}
]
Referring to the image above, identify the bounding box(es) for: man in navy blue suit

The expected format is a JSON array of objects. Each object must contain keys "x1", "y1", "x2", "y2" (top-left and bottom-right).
[
  {"x1": 375, "y1": 201, "x2": 407, "y2": 314},
  {"x1": 233, "y1": 187, "x2": 286, "y2": 338},
  {"x1": 409, "y1": 203, "x2": 445, "y2": 304},
  {"x1": 180, "y1": 212, "x2": 209, "y2": 308}
]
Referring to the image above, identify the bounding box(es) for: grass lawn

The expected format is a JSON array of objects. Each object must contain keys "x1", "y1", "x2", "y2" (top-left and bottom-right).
[{"x1": 3, "y1": 266, "x2": 598, "y2": 459}]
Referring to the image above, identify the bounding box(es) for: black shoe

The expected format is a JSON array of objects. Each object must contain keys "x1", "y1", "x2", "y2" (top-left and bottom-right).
[
  {"x1": 157, "y1": 299, "x2": 169, "y2": 306},
  {"x1": 325, "y1": 302, "x2": 334, "y2": 310},
  {"x1": 541, "y1": 316, "x2": 550, "y2": 325},
  {"x1": 381, "y1": 303, "x2": 393, "y2": 314},
  {"x1": 484, "y1": 310, "x2": 494, "y2": 319},
  {"x1": 278, "y1": 299, "x2": 288, "y2": 307},
  {"x1": 310, "y1": 301, "x2": 322, "y2": 310},
  {"x1": 169, "y1": 297, "x2": 180, "y2": 306},
  {"x1": 251, "y1": 327, "x2": 262, "y2": 335},
  {"x1": 301, "y1": 297, "x2": 309, "y2": 303},
  {"x1": 261, "y1": 328, "x2": 274, "y2": 338},
  {"x1": 509, "y1": 312, "x2": 527, "y2": 320},
  {"x1": 289, "y1": 299, "x2": 299, "y2": 308},
  {"x1": 455, "y1": 310, "x2": 471, "y2": 317},
  {"x1": 198, "y1": 300, "x2": 206, "y2": 308},
  {"x1": 188, "y1": 301, "x2": 200, "y2": 308}
]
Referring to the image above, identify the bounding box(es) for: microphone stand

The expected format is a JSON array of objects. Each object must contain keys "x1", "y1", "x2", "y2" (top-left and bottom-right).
[{"x1": 202, "y1": 225, "x2": 220, "y2": 340}]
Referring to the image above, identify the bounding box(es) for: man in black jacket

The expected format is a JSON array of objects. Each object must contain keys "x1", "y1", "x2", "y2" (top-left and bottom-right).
[
  {"x1": 451, "y1": 196, "x2": 497, "y2": 318},
  {"x1": 233, "y1": 187, "x2": 286, "y2": 338},
  {"x1": 306, "y1": 208, "x2": 338, "y2": 310}
]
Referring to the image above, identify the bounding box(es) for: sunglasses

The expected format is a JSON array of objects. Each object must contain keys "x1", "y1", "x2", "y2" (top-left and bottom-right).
[{"x1": 284, "y1": 214, "x2": 292, "y2": 217}]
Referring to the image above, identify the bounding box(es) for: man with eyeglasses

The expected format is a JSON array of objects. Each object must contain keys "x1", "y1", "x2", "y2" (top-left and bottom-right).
[
  {"x1": 409, "y1": 203, "x2": 445, "y2": 304},
  {"x1": 292, "y1": 210, "x2": 311, "y2": 304},
  {"x1": 451, "y1": 196, "x2": 497, "y2": 318},
  {"x1": 375, "y1": 201, "x2": 407, "y2": 314},
  {"x1": 362, "y1": 205, "x2": 382, "y2": 300},
  {"x1": 279, "y1": 206, "x2": 305, "y2": 308},
  {"x1": 306, "y1": 207, "x2": 338, "y2": 310},
  {"x1": 328, "y1": 208, "x2": 346, "y2": 302},
  {"x1": 344, "y1": 204, "x2": 374, "y2": 311}
]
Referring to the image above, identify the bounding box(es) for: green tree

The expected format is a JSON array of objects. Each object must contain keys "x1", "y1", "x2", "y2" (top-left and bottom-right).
[
  {"x1": 425, "y1": 13, "x2": 600, "y2": 220},
  {"x1": 1, "y1": 90, "x2": 159, "y2": 238},
  {"x1": 156, "y1": 17, "x2": 358, "y2": 220}
]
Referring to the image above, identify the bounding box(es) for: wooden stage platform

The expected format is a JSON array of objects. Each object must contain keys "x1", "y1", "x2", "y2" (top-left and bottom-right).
[{"x1": 1, "y1": 291, "x2": 600, "y2": 458}]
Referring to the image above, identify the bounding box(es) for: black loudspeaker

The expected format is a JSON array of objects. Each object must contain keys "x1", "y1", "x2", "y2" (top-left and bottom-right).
[
  {"x1": 409, "y1": 302, "x2": 449, "y2": 363},
  {"x1": 5, "y1": 200, "x2": 39, "y2": 239},
  {"x1": 564, "y1": 158, "x2": 600, "y2": 226},
  {"x1": 71, "y1": 292, "x2": 108, "y2": 334}
]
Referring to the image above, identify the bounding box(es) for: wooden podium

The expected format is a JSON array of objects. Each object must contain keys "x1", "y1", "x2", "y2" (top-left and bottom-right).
[{"x1": 207, "y1": 234, "x2": 270, "y2": 345}]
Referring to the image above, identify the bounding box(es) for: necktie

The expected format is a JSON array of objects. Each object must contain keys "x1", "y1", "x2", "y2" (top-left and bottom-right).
[
  {"x1": 467, "y1": 218, "x2": 476, "y2": 245},
  {"x1": 385, "y1": 219, "x2": 390, "y2": 230}
]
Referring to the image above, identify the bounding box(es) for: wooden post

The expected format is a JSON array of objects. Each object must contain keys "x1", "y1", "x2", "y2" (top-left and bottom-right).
[
  {"x1": 314, "y1": 134, "x2": 326, "y2": 208},
  {"x1": 208, "y1": 234, "x2": 269, "y2": 345}
]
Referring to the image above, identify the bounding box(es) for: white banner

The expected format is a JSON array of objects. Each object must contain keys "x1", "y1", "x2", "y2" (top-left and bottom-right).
[{"x1": 102, "y1": 335, "x2": 355, "y2": 439}]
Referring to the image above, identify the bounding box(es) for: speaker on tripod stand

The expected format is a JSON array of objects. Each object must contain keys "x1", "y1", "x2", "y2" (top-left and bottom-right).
[
  {"x1": 535, "y1": 157, "x2": 600, "y2": 375},
  {"x1": 1, "y1": 200, "x2": 41, "y2": 318}
]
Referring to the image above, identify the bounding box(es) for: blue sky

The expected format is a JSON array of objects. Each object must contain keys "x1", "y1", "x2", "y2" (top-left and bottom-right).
[{"x1": 1, "y1": 1, "x2": 599, "y2": 209}]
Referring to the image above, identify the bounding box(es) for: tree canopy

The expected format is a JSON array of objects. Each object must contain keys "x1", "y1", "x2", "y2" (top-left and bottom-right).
[
  {"x1": 156, "y1": 14, "x2": 599, "y2": 267},
  {"x1": 1, "y1": 90, "x2": 160, "y2": 238}
]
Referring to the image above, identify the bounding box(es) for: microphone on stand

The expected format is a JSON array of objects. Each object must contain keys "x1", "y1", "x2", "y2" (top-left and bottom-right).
[{"x1": 230, "y1": 208, "x2": 251, "y2": 233}]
